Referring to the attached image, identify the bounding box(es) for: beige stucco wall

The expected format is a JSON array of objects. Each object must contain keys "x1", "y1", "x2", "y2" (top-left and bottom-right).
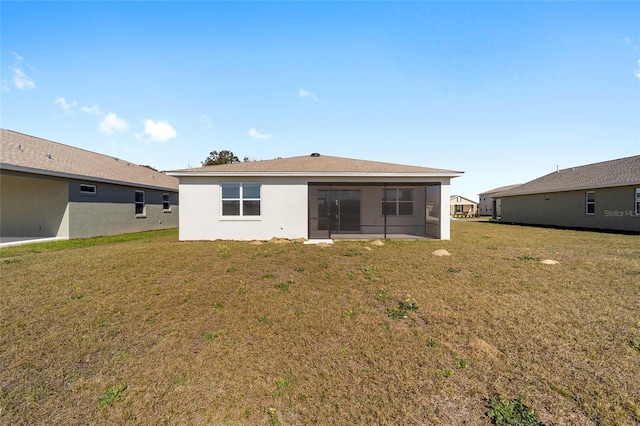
[
  {"x1": 0, "y1": 173, "x2": 69, "y2": 238},
  {"x1": 500, "y1": 186, "x2": 640, "y2": 232},
  {"x1": 178, "y1": 177, "x2": 308, "y2": 241}
]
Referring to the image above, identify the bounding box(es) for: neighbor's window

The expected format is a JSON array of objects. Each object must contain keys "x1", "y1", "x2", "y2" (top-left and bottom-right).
[
  {"x1": 221, "y1": 183, "x2": 261, "y2": 216},
  {"x1": 455, "y1": 204, "x2": 463, "y2": 214},
  {"x1": 135, "y1": 190, "x2": 145, "y2": 216},
  {"x1": 162, "y1": 193, "x2": 171, "y2": 212},
  {"x1": 382, "y1": 188, "x2": 413, "y2": 216},
  {"x1": 585, "y1": 191, "x2": 595, "y2": 215},
  {"x1": 635, "y1": 188, "x2": 640, "y2": 216},
  {"x1": 80, "y1": 184, "x2": 97, "y2": 195}
]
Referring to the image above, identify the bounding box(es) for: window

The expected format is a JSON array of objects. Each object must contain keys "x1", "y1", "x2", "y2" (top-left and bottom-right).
[
  {"x1": 455, "y1": 204, "x2": 463, "y2": 214},
  {"x1": 221, "y1": 183, "x2": 261, "y2": 216},
  {"x1": 135, "y1": 190, "x2": 145, "y2": 216},
  {"x1": 635, "y1": 188, "x2": 640, "y2": 216},
  {"x1": 382, "y1": 188, "x2": 413, "y2": 216},
  {"x1": 163, "y1": 193, "x2": 171, "y2": 212},
  {"x1": 585, "y1": 191, "x2": 595, "y2": 215},
  {"x1": 80, "y1": 184, "x2": 97, "y2": 195}
]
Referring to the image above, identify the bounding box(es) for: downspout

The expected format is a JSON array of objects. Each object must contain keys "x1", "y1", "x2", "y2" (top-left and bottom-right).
[
  {"x1": 328, "y1": 183, "x2": 332, "y2": 239},
  {"x1": 383, "y1": 183, "x2": 387, "y2": 239}
]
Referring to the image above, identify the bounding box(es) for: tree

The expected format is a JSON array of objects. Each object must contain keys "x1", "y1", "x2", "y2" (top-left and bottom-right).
[{"x1": 202, "y1": 150, "x2": 240, "y2": 166}]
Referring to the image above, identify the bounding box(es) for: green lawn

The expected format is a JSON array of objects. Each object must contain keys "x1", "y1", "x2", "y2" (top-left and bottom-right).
[{"x1": 1, "y1": 222, "x2": 639, "y2": 425}]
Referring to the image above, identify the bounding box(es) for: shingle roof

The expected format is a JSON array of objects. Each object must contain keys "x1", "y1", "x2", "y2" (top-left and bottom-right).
[
  {"x1": 479, "y1": 183, "x2": 522, "y2": 196},
  {"x1": 0, "y1": 129, "x2": 178, "y2": 191},
  {"x1": 169, "y1": 154, "x2": 463, "y2": 177},
  {"x1": 495, "y1": 155, "x2": 640, "y2": 197}
]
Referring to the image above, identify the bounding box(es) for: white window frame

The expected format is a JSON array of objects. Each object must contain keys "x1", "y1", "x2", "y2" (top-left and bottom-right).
[
  {"x1": 135, "y1": 190, "x2": 146, "y2": 217},
  {"x1": 221, "y1": 183, "x2": 261, "y2": 219},
  {"x1": 382, "y1": 188, "x2": 414, "y2": 216},
  {"x1": 162, "y1": 193, "x2": 171, "y2": 212},
  {"x1": 635, "y1": 188, "x2": 640, "y2": 216},
  {"x1": 585, "y1": 191, "x2": 595, "y2": 216},
  {"x1": 80, "y1": 184, "x2": 97, "y2": 195}
]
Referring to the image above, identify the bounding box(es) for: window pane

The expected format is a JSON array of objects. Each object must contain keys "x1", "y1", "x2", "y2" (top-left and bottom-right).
[
  {"x1": 135, "y1": 191, "x2": 144, "y2": 203},
  {"x1": 222, "y1": 183, "x2": 240, "y2": 199},
  {"x1": 222, "y1": 200, "x2": 240, "y2": 215},
  {"x1": 80, "y1": 184, "x2": 96, "y2": 194},
  {"x1": 243, "y1": 200, "x2": 261, "y2": 216},
  {"x1": 586, "y1": 192, "x2": 595, "y2": 202},
  {"x1": 399, "y1": 202, "x2": 413, "y2": 215},
  {"x1": 586, "y1": 204, "x2": 595, "y2": 214},
  {"x1": 135, "y1": 204, "x2": 144, "y2": 215},
  {"x1": 382, "y1": 202, "x2": 396, "y2": 215},
  {"x1": 383, "y1": 189, "x2": 397, "y2": 202},
  {"x1": 243, "y1": 183, "x2": 261, "y2": 199},
  {"x1": 399, "y1": 189, "x2": 413, "y2": 201}
]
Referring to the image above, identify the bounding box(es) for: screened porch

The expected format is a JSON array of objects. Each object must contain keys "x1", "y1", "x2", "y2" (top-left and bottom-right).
[{"x1": 308, "y1": 182, "x2": 442, "y2": 240}]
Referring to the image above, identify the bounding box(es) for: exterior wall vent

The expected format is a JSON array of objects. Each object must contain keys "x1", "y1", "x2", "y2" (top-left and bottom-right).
[{"x1": 310, "y1": 153, "x2": 320, "y2": 157}]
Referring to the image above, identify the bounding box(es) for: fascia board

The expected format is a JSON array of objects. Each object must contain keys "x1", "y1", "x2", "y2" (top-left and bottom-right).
[
  {"x1": 495, "y1": 181, "x2": 640, "y2": 198},
  {"x1": 167, "y1": 171, "x2": 464, "y2": 178},
  {"x1": 0, "y1": 163, "x2": 178, "y2": 192}
]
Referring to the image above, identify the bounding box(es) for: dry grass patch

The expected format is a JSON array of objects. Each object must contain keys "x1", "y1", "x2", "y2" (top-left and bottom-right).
[{"x1": 1, "y1": 223, "x2": 639, "y2": 425}]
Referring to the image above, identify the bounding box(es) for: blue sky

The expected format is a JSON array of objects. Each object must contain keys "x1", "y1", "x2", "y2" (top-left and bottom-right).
[{"x1": 2, "y1": 1, "x2": 639, "y2": 199}]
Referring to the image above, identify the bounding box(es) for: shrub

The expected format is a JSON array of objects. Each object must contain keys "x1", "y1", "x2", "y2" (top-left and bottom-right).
[{"x1": 487, "y1": 396, "x2": 545, "y2": 426}]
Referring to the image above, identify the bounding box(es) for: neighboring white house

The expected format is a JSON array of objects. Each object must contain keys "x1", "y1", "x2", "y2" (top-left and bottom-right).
[
  {"x1": 478, "y1": 184, "x2": 521, "y2": 217},
  {"x1": 449, "y1": 195, "x2": 478, "y2": 217},
  {"x1": 168, "y1": 154, "x2": 463, "y2": 240}
]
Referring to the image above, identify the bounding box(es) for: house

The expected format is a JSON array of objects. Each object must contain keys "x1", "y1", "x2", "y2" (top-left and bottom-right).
[
  {"x1": 449, "y1": 195, "x2": 478, "y2": 217},
  {"x1": 0, "y1": 129, "x2": 179, "y2": 245},
  {"x1": 167, "y1": 154, "x2": 463, "y2": 241},
  {"x1": 493, "y1": 155, "x2": 640, "y2": 233},
  {"x1": 478, "y1": 184, "x2": 521, "y2": 217}
]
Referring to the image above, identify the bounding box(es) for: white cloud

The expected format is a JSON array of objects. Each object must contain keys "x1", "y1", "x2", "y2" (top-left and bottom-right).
[
  {"x1": 13, "y1": 67, "x2": 35, "y2": 90},
  {"x1": 99, "y1": 112, "x2": 129, "y2": 134},
  {"x1": 144, "y1": 119, "x2": 177, "y2": 142},
  {"x1": 197, "y1": 114, "x2": 214, "y2": 128},
  {"x1": 248, "y1": 128, "x2": 270, "y2": 140},
  {"x1": 5, "y1": 53, "x2": 35, "y2": 91},
  {"x1": 635, "y1": 59, "x2": 640, "y2": 80},
  {"x1": 55, "y1": 97, "x2": 104, "y2": 115},
  {"x1": 54, "y1": 97, "x2": 77, "y2": 112},
  {"x1": 299, "y1": 89, "x2": 319, "y2": 101},
  {"x1": 81, "y1": 104, "x2": 103, "y2": 115}
]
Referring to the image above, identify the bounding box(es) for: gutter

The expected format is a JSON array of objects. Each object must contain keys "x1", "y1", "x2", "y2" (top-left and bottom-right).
[{"x1": 0, "y1": 163, "x2": 179, "y2": 192}]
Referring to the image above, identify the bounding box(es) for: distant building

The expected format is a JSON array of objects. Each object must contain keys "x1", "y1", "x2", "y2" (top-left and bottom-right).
[
  {"x1": 449, "y1": 195, "x2": 478, "y2": 217},
  {"x1": 478, "y1": 184, "x2": 521, "y2": 217},
  {"x1": 0, "y1": 129, "x2": 179, "y2": 245},
  {"x1": 493, "y1": 155, "x2": 640, "y2": 233}
]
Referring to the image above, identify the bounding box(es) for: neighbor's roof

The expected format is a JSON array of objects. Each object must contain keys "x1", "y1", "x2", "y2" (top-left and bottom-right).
[
  {"x1": 0, "y1": 129, "x2": 178, "y2": 191},
  {"x1": 168, "y1": 154, "x2": 463, "y2": 177},
  {"x1": 495, "y1": 155, "x2": 640, "y2": 197},
  {"x1": 479, "y1": 183, "x2": 522, "y2": 196}
]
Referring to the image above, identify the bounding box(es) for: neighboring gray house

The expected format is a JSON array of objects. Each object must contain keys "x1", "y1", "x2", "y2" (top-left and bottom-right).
[
  {"x1": 0, "y1": 129, "x2": 179, "y2": 244},
  {"x1": 478, "y1": 184, "x2": 521, "y2": 217},
  {"x1": 168, "y1": 154, "x2": 463, "y2": 241},
  {"x1": 494, "y1": 155, "x2": 640, "y2": 233}
]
